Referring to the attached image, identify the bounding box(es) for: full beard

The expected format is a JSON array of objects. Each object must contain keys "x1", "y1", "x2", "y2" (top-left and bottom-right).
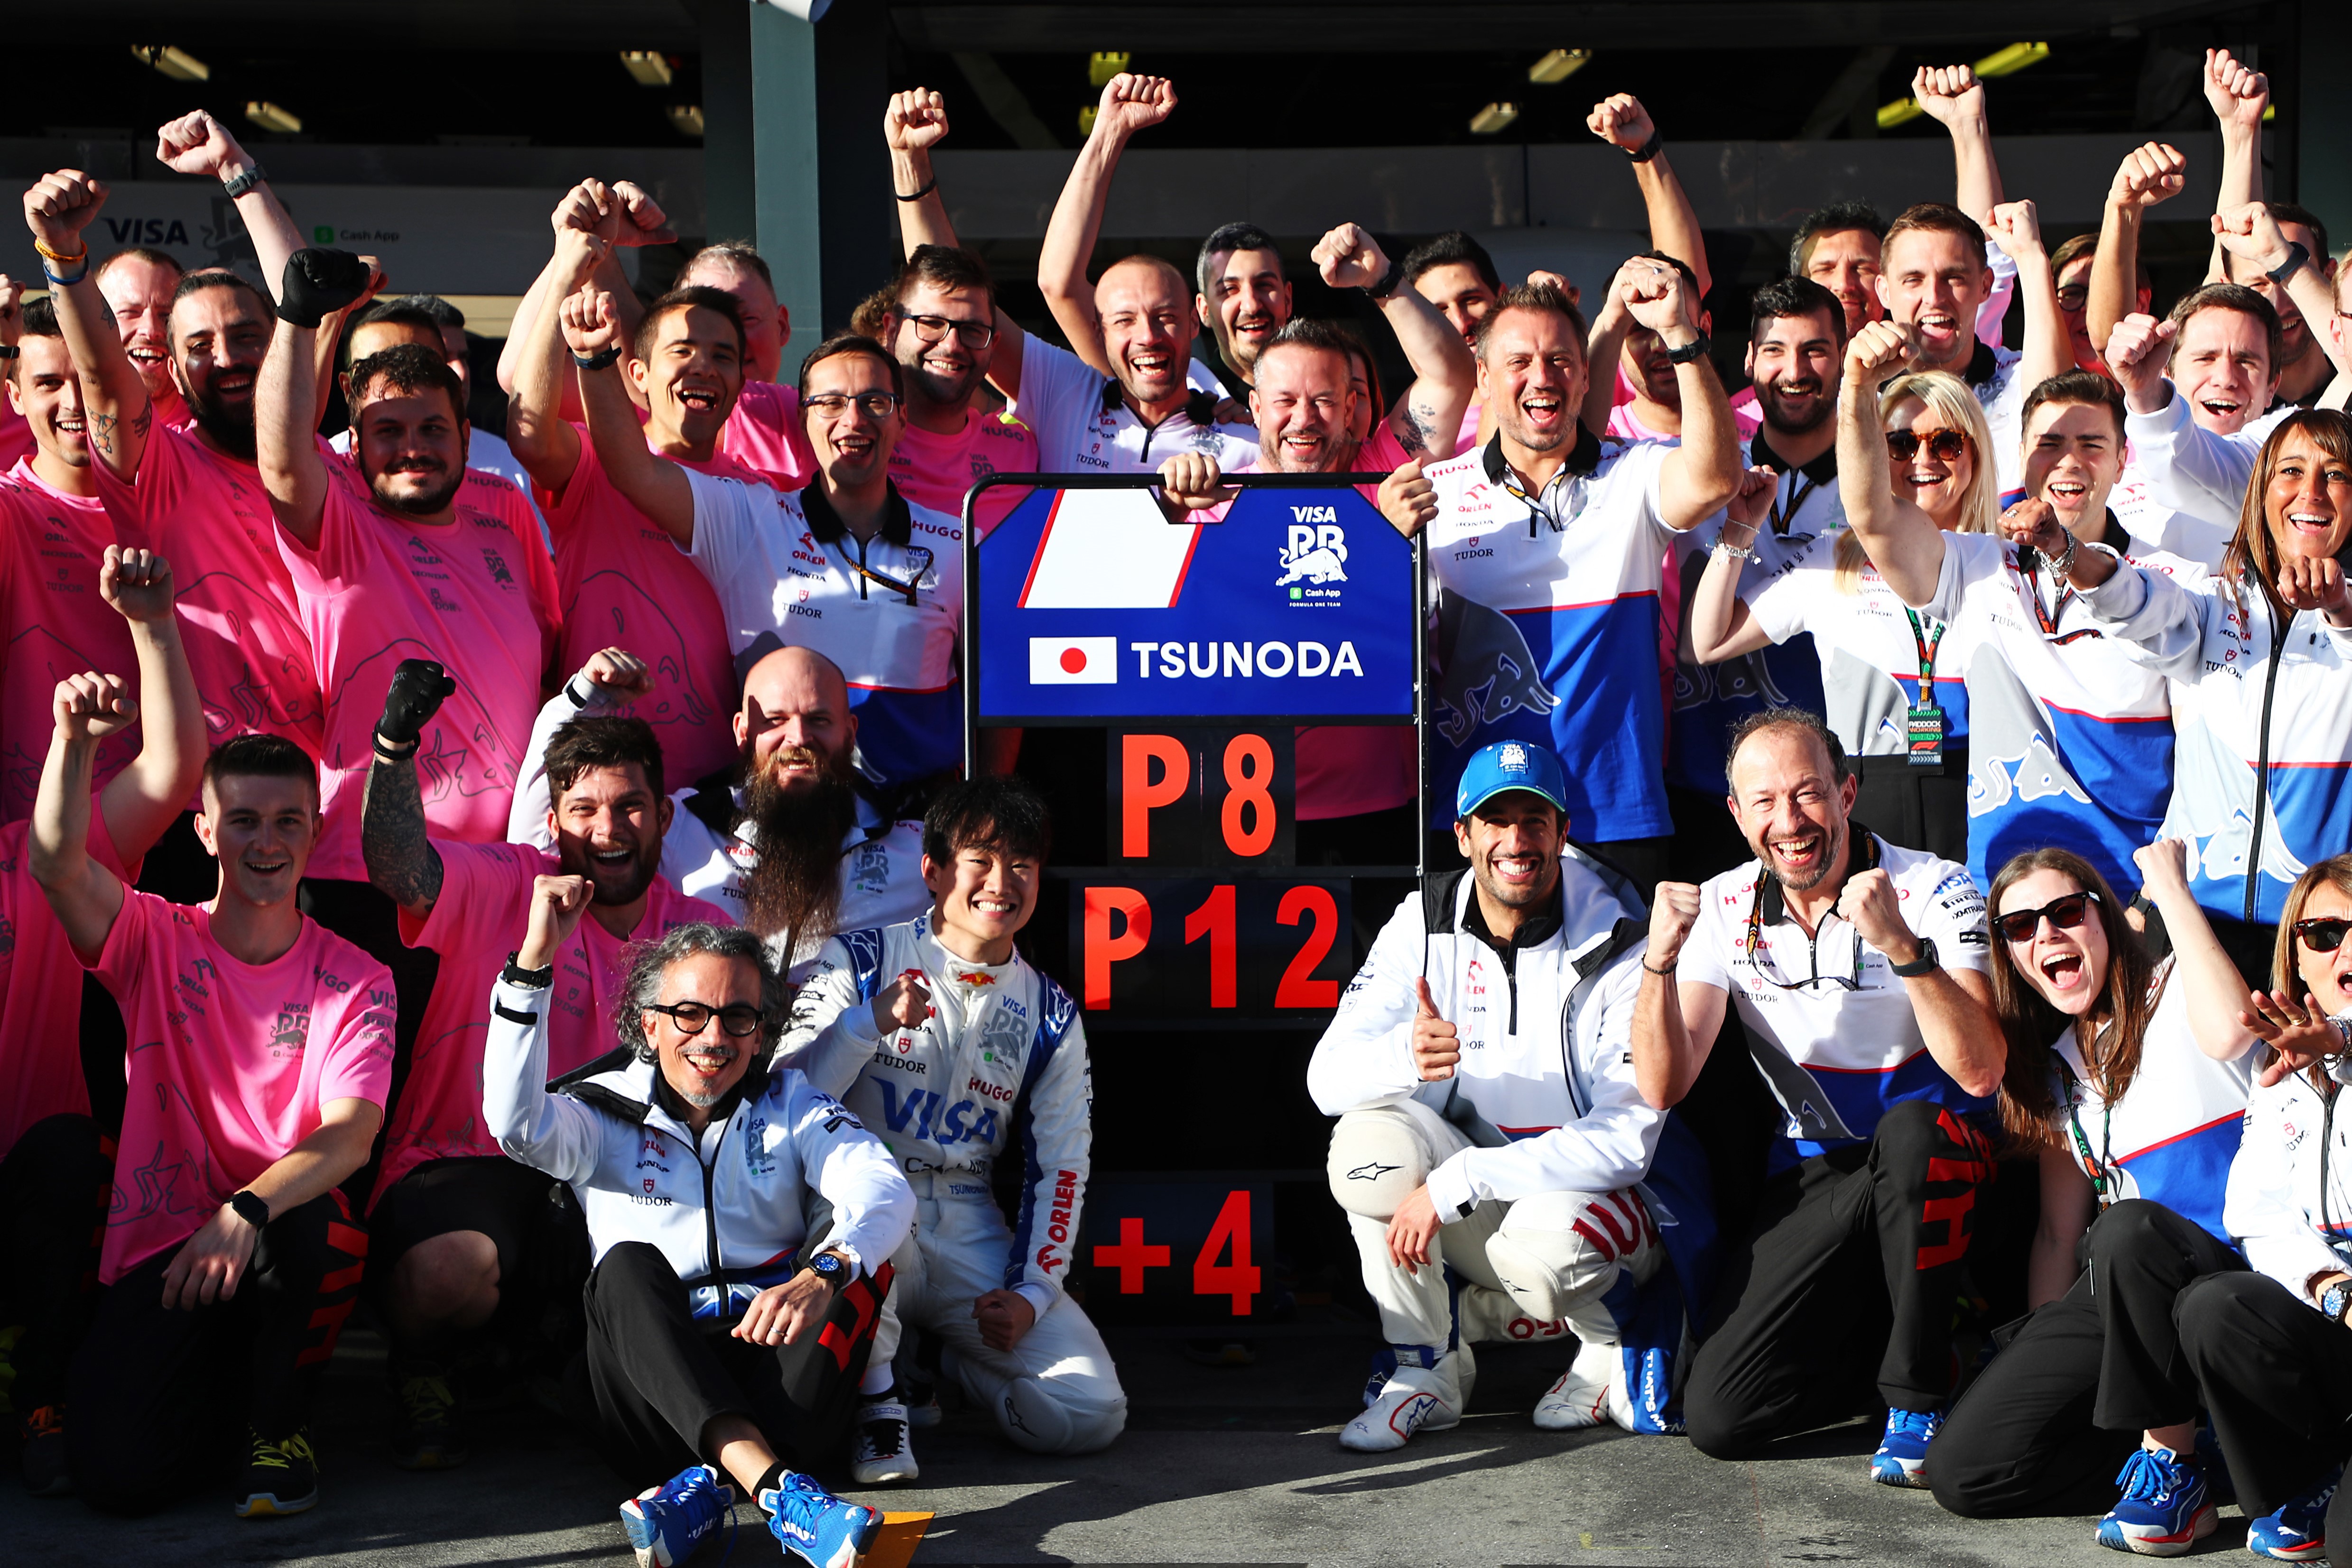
[
  {"x1": 187, "y1": 381, "x2": 256, "y2": 460},
  {"x1": 741, "y1": 761, "x2": 858, "y2": 955},
  {"x1": 1759, "y1": 382, "x2": 1832, "y2": 436},
  {"x1": 373, "y1": 464, "x2": 464, "y2": 517}
]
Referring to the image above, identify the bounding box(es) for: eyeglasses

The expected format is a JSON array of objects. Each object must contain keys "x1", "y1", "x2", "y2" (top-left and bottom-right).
[
  {"x1": 899, "y1": 312, "x2": 996, "y2": 351},
  {"x1": 804, "y1": 391, "x2": 901, "y2": 420},
  {"x1": 1887, "y1": 428, "x2": 1971, "y2": 464},
  {"x1": 643, "y1": 1000, "x2": 767, "y2": 1038},
  {"x1": 1994, "y1": 889, "x2": 2102, "y2": 945},
  {"x1": 2055, "y1": 285, "x2": 2089, "y2": 312},
  {"x1": 2295, "y1": 917, "x2": 2352, "y2": 953}
]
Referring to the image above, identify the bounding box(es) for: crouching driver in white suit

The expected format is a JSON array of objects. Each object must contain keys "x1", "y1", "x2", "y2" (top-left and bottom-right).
[{"x1": 1310, "y1": 739, "x2": 1703, "y2": 1451}]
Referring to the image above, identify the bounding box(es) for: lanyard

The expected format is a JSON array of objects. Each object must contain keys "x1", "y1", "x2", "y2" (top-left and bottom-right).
[
  {"x1": 1901, "y1": 606, "x2": 1946, "y2": 700},
  {"x1": 2057, "y1": 1053, "x2": 2115, "y2": 1208},
  {"x1": 2024, "y1": 549, "x2": 2104, "y2": 646},
  {"x1": 1769, "y1": 472, "x2": 1821, "y2": 539},
  {"x1": 1743, "y1": 878, "x2": 1866, "y2": 988},
  {"x1": 832, "y1": 536, "x2": 934, "y2": 607}
]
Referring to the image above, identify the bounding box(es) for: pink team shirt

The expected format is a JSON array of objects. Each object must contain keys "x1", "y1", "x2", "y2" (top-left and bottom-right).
[
  {"x1": 90, "y1": 891, "x2": 393, "y2": 1281},
  {"x1": 717, "y1": 380, "x2": 817, "y2": 492},
  {"x1": 93, "y1": 426, "x2": 323, "y2": 772},
  {"x1": 0, "y1": 462, "x2": 139, "y2": 821},
  {"x1": 376, "y1": 839, "x2": 731, "y2": 1202},
  {"x1": 277, "y1": 471, "x2": 559, "y2": 883},
  {"x1": 0, "y1": 404, "x2": 34, "y2": 472},
  {"x1": 1605, "y1": 369, "x2": 1764, "y2": 442},
  {"x1": 0, "y1": 804, "x2": 127, "y2": 1160},
  {"x1": 888, "y1": 408, "x2": 1040, "y2": 537},
  {"x1": 540, "y1": 432, "x2": 758, "y2": 789}
]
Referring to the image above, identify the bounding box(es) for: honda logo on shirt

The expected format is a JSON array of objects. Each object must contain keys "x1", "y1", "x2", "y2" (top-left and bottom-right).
[{"x1": 1030, "y1": 637, "x2": 1119, "y2": 685}]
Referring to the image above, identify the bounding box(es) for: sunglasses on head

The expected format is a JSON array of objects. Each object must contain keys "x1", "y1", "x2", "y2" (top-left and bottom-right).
[
  {"x1": 1994, "y1": 889, "x2": 2102, "y2": 945},
  {"x1": 1887, "y1": 428, "x2": 1970, "y2": 464},
  {"x1": 2295, "y1": 917, "x2": 2352, "y2": 953}
]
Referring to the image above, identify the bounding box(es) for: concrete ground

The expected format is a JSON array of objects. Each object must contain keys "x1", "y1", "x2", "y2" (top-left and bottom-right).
[{"x1": 1, "y1": 1324, "x2": 2243, "y2": 1567}]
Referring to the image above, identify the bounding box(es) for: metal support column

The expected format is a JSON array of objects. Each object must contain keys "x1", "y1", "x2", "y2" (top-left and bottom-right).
[{"x1": 694, "y1": 0, "x2": 825, "y2": 375}]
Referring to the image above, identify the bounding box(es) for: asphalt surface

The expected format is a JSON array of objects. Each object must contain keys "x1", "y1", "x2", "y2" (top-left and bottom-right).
[{"x1": 0, "y1": 1324, "x2": 2239, "y2": 1567}]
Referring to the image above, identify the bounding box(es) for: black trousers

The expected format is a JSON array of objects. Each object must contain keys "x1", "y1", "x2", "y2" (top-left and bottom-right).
[
  {"x1": 1932, "y1": 1199, "x2": 2244, "y2": 1517},
  {"x1": 2178, "y1": 1269, "x2": 2352, "y2": 1517},
  {"x1": 0, "y1": 1115, "x2": 111, "y2": 1415},
  {"x1": 1852, "y1": 751, "x2": 1970, "y2": 867},
  {"x1": 582, "y1": 1240, "x2": 892, "y2": 1494},
  {"x1": 66, "y1": 1189, "x2": 367, "y2": 1515},
  {"x1": 366, "y1": 1155, "x2": 590, "y2": 1360},
  {"x1": 1684, "y1": 1098, "x2": 1997, "y2": 1458}
]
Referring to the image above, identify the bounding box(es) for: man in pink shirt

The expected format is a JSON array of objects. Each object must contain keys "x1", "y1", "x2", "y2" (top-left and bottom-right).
[
  {"x1": 0, "y1": 274, "x2": 35, "y2": 468},
  {"x1": 32, "y1": 729, "x2": 392, "y2": 1519},
  {"x1": 509, "y1": 223, "x2": 762, "y2": 790},
  {"x1": 358, "y1": 677, "x2": 726, "y2": 1469},
  {"x1": 876, "y1": 245, "x2": 1040, "y2": 535},
  {"x1": 29, "y1": 168, "x2": 323, "y2": 904},
  {"x1": 0, "y1": 543, "x2": 204, "y2": 1496}
]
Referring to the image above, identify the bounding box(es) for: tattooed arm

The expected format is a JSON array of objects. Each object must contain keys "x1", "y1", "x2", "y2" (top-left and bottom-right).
[
  {"x1": 361, "y1": 751, "x2": 444, "y2": 918},
  {"x1": 1314, "y1": 223, "x2": 1476, "y2": 463},
  {"x1": 23, "y1": 169, "x2": 153, "y2": 480}
]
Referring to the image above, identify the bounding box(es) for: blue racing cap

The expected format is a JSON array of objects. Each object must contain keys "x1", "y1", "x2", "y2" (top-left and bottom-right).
[{"x1": 1454, "y1": 740, "x2": 1570, "y2": 821}]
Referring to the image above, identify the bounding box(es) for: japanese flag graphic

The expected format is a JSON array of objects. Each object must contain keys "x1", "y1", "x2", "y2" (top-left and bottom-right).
[{"x1": 1029, "y1": 636, "x2": 1119, "y2": 685}]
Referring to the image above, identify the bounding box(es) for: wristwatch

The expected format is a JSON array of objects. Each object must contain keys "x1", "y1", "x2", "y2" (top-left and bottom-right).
[
  {"x1": 1888, "y1": 937, "x2": 1941, "y2": 978},
  {"x1": 229, "y1": 1189, "x2": 272, "y2": 1228},
  {"x1": 802, "y1": 1251, "x2": 848, "y2": 1285},
  {"x1": 1664, "y1": 333, "x2": 1712, "y2": 365},
  {"x1": 2323, "y1": 1279, "x2": 2352, "y2": 1326},
  {"x1": 2267, "y1": 240, "x2": 2311, "y2": 286},
  {"x1": 222, "y1": 163, "x2": 269, "y2": 201}
]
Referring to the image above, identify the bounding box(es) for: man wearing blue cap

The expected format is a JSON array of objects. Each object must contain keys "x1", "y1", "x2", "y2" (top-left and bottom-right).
[{"x1": 1306, "y1": 740, "x2": 1712, "y2": 1450}]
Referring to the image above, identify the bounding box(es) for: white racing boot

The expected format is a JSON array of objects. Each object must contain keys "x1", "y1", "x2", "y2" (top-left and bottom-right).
[
  {"x1": 1532, "y1": 1337, "x2": 1623, "y2": 1431},
  {"x1": 1341, "y1": 1345, "x2": 1471, "y2": 1452},
  {"x1": 850, "y1": 1398, "x2": 918, "y2": 1484}
]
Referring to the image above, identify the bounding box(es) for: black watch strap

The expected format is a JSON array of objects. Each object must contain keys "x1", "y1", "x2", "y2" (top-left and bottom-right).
[
  {"x1": 1664, "y1": 333, "x2": 1712, "y2": 364},
  {"x1": 222, "y1": 164, "x2": 269, "y2": 201},
  {"x1": 2268, "y1": 240, "x2": 2311, "y2": 286},
  {"x1": 572, "y1": 344, "x2": 624, "y2": 371},
  {"x1": 1364, "y1": 256, "x2": 1404, "y2": 302},
  {"x1": 1628, "y1": 129, "x2": 1664, "y2": 164},
  {"x1": 230, "y1": 1189, "x2": 272, "y2": 1228},
  {"x1": 503, "y1": 952, "x2": 556, "y2": 989},
  {"x1": 1888, "y1": 937, "x2": 1941, "y2": 978}
]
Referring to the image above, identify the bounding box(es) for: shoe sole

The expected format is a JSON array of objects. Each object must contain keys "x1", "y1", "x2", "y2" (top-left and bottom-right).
[
  {"x1": 852, "y1": 1461, "x2": 920, "y2": 1485},
  {"x1": 620, "y1": 1498, "x2": 676, "y2": 1568},
  {"x1": 2096, "y1": 1504, "x2": 2217, "y2": 1556},
  {"x1": 2248, "y1": 1540, "x2": 2327, "y2": 1563},
  {"x1": 236, "y1": 1490, "x2": 319, "y2": 1518}
]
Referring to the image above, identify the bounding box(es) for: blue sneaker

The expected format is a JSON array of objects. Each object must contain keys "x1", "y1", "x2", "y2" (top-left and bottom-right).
[
  {"x1": 761, "y1": 1472, "x2": 880, "y2": 1568},
  {"x1": 2096, "y1": 1446, "x2": 2217, "y2": 1556},
  {"x1": 2247, "y1": 1463, "x2": 2339, "y2": 1561},
  {"x1": 620, "y1": 1463, "x2": 732, "y2": 1568},
  {"x1": 1870, "y1": 1407, "x2": 1942, "y2": 1488}
]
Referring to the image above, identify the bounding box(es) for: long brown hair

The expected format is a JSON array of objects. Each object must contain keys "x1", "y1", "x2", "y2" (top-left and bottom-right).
[
  {"x1": 2218, "y1": 408, "x2": 2352, "y2": 621},
  {"x1": 1985, "y1": 849, "x2": 2156, "y2": 1150},
  {"x1": 2270, "y1": 853, "x2": 2352, "y2": 1093}
]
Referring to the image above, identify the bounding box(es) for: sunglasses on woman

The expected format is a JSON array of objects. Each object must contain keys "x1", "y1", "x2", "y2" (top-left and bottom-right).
[
  {"x1": 1886, "y1": 428, "x2": 1970, "y2": 464},
  {"x1": 2295, "y1": 917, "x2": 2352, "y2": 953},
  {"x1": 1994, "y1": 889, "x2": 2102, "y2": 945}
]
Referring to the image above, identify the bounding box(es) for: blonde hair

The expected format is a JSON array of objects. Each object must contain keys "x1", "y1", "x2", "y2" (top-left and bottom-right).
[{"x1": 1834, "y1": 370, "x2": 2000, "y2": 593}]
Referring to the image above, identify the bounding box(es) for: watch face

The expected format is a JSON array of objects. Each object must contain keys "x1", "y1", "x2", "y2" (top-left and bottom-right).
[{"x1": 812, "y1": 1253, "x2": 842, "y2": 1276}]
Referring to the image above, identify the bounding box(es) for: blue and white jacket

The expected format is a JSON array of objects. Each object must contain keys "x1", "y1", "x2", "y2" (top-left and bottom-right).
[{"x1": 779, "y1": 914, "x2": 1091, "y2": 1320}]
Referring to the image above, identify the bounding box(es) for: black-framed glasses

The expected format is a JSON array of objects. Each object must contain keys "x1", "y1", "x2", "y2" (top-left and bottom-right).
[
  {"x1": 900, "y1": 312, "x2": 996, "y2": 350},
  {"x1": 804, "y1": 391, "x2": 901, "y2": 420},
  {"x1": 2296, "y1": 917, "x2": 2352, "y2": 954},
  {"x1": 644, "y1": 1000, "x2": 767, "y2": 1038},
  {"x1": 1887, "y1": 428, "x2": 1970, "y2": 463},
  {"x1": 2055, "y1": 285, "x2": 2090, "y2": 312},
  {"x1": 1995, "y1": 889, "x2": 2103, "y2": 944}
]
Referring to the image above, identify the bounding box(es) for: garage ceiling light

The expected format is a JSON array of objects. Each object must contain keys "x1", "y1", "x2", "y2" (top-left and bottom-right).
[
  {"x1": 1088, "y1": 52, "x2": 1130, "y2": 88},
  {"x1": 1469, "y1": 102, "x2": 1520, "y2": 135},
  {"x1": 620, "y1": 51, "x2": 673, "y2": 87},
  {"x1": 1528, "y1": 48, "x2": 1591, "y2": 85},
  {"x1": 131, "y1": 45, "x2": 209, "y2": 82},
  {"x1": 245, "y1": 101, "x2": 302, "y2": 134},
  {"x1": 668, "y1": 104, "x2": 705, "y2": 138}
]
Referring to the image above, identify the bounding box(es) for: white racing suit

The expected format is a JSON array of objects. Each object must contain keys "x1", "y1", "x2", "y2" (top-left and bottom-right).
[
  {"x1": 1307, "y1": 848, "x2": 1712, "y2": 1447},
  {"x1": 781, "y1": 915, "x2": 1125, "y2": 1454}
]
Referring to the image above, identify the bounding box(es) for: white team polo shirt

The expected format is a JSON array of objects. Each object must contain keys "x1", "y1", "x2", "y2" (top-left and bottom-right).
[{"x1": 1015, "y1": 336, "x2": 1260, "y2": 475}]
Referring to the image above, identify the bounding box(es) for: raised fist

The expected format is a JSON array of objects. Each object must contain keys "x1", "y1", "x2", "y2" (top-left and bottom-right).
[
  {"x1": 1621, "y1": 258, "x2": 1694, "y2": 335},
  {"x1": 871, "y1": 967, "x2": 934, "y2": 1036},
  {"x1": 1586, "y1": 93, "x2": 1656, "y2": 152},
  {"x1": 1998, "y1": 495, "x2": 2072, "y2": 560},
  {"x1": 574, "y1": 647, "x2": 653, "y2": 700},
  {"x1": 1983, "y1": 199, "x2": 2044, "y2": 259},
  {"x1": 885, "y1": 88, "x2": 951, "y2": 153},
  {"x1": 2277, "y1": 554, "x2": 2351, "y2": 617},
  {"x1": 2132, "y1": 838, "x2": 2190, "y2": 899},
  {"x1": 1844, "y1": 318, "x2": 1915, "y2": 384},
  {"x1": 559, "y1": 285, "x2": 623, "y2": 358},
  {"x1": 277, "y1": 248, "x2": 372, "y2": 329},
  {"x1": 1912, "y1": 64, "x2": 1985, "y2": 127},
  {"x1": 2111, "y1": 142, "x2": 2187, "y2": 211},
  {"x1": 1835, "y1": 867, "x2": 1913, "y2": 958},
  {"x1": 1092, "y1": 74, "x2": 1176, "y2": 141},
  {"x1": 552, "y1": 178, "x2": 620, "y2": 241},
  {"x1": 1312, "y1": 222, "x2": 1391, "y2": 292},
  {"x1": 1725, "y1": 464, "x2": 1779, "y2": 531},
  {"x1": 2101, "y1": 313, "x2": 2176, "y2": 410},
  {"x1": 2204, "y1": 48, "x2": 2269, "y2": 134},
  {"x1": 2211, "y1": 201, "x2": 2298, "y2": 275},
  {"x1": 99, "y1": 545, "x2": 176, "y2": 626},
  {"x1": 154, "y1": 110, "x2": 253, "y2": 182},
  {"x1": 1648, "y1": 881, "x2": 1702, "y2": 970},
  {"x1": 377, "y1": 659, "x2": 455, "y2": 751},
  {"x1": 608, "y1": 180, "x2": 675, "y2": 247},
  {"x1": 53, "y1": 671, "x2": 137, "y2": 745},
  {"x1": 522, "y1": 873, "x2": 594, "y2": 966},
  {"x1": 23, "y1": 169, "x2": 106, "y2": 256},
  {"x1": 1377, "y1": 456, "x2": 1436, "y2": 539}
]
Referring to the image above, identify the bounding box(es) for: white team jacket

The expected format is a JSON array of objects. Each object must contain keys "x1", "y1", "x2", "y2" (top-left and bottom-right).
[
  {"x1": 483, "y1": 973, "x2": 915, "y2": 1319},
  {"x1": 1307, "y1": 849, "x2": 1661, "y2": 1224},
  {"x1": 2223, "y1": 1054, "x2": 2352, "y2": 1309},
  {"x1": 779, "y1": 914, "x2": 1092, "y2": 1317}
]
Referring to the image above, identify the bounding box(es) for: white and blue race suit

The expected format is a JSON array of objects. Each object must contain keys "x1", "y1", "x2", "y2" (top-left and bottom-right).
[
  {"x1": 1921, "y1": 525, "x2": 2199, "y2": 901},
  {"x1": 680, "y1": 471, "x2": 964, "y2": 791},
  {"x1": 1425, "y1": 429, "x2": 1683, "y2": 842}
]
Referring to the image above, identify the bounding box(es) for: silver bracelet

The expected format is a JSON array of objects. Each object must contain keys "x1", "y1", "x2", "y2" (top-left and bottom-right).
[{"x1": 1714, "y1": 538, "x2": 1755, "y2": 563}]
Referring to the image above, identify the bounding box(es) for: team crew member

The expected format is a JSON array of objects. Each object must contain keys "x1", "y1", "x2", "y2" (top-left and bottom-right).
[
  {"x1": 2078, "y1": 409, "x2": 2352, "y2": 985},
  {"x1": 359, "y1": 664, "x2": 727, "y2": 1468},
  {"x1": 2189, "y1": 855, "x2": 2352, "y2": 1564},
  {"x1": 569, "y1": 293, "x2": 964, "y2": 799},
  {"x1": 1307, "y1": 742, "x2": 1710, "y2": 1450},
  {"x1": 1690, "y1": 367, "x2": 1999, "y2": 864},
  {"x1": 1841, "y1": 352, "x2": 2191, "y2": 901},
  {"x1": 1424, "y1": 270, "x2": 1741, "y2": 892},
  {"x1": 34, "y1": 731, "x2": 393, "y2": 1518},
  {"x1": 1929, "y1": 843, "x2": 2259, "y2": 1552},
  {"x1": 872, "y1": 243, "x2": 1039, "y2": 535},
  {"x1": 484, "y1": 896, "x2": 908, "y2": 1568},
  {"x1": 511, "y1": 646, "x2": 930, "y2": 976},
  {"x1": 1664, "y1": 278, "x2": 1847, "y2": 881},
  {"x1": 2049, "y1": 230, "x2": 2144, "y2": 377},
  {"x1": 0, "y1": 297, "x2": 146, "y2": 820},
  {"x1": 32, "y1": 169, "x2": 324, "y2": 899},
  {"x1": 1874, "y1": 199, "x2": 2069, "y2": 490},
  {"x1": 1638, "y1": 710, "x2": 2004, "y2": 1487},
  {"x1": 509, "y1": 215, "x2": 766, "y2": 786},
  {"x1": 0, "y1": 545, "x2": 203, "y2": 1494},
  {"x1": 784, "y1": 777, "x2": 1124, "y2": 1471},
  {"x1": 254, "y1": 250, "x2": 561, "y2": 956}
]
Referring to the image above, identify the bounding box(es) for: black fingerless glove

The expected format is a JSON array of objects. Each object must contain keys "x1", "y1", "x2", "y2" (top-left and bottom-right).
[
  {"x1": 277, "y1": 247, "x2": 371, "y2": 328},
  {"x1": 376, "y1": 659, "x2": 455, "y2": 755}
]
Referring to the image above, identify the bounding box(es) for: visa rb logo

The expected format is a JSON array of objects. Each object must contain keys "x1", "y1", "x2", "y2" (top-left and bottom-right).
[{"x1": 1278, "y1": 510, "x2": 1348, "y2": 592}]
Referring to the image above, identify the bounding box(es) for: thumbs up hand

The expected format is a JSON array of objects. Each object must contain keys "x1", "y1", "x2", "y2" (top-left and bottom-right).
[{"x1": 1410, "y1": 976, "x2": 1459, "y2": 1081}]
